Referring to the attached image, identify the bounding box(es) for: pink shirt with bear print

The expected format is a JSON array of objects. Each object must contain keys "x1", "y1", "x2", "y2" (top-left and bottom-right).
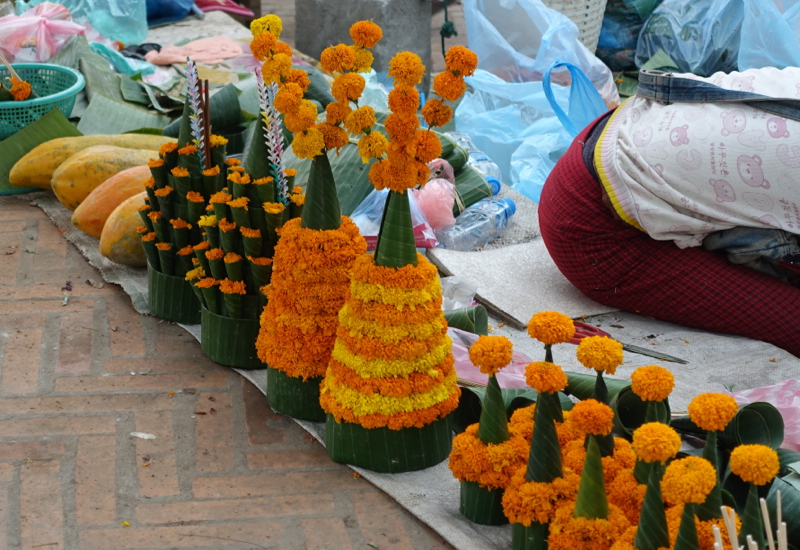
[{"x1": 595, "y1": 67, "x2": 800, "y2": 249}]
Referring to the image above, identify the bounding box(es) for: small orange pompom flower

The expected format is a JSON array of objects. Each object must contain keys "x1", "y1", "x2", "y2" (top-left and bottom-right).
[
  {"x1": 433, "y1": 71, "x2": 467, "y2": 102},
  {"x1": 469, "y1": 335, "x2": 513, "y2": 376},
  {"x1": 570, "y1": 399, "x2": 614, "y2": 436},
  {"x1": 349, "y1": 20, "x2": 383, "y2": 48}
]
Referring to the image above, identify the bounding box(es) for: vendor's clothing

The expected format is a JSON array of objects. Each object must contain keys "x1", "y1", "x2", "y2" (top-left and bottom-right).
[
  {"x1": 596, "y1": 67, "x2": 800, "y2": 249},
  {"x1": 538, "y1": 116, "x2": 800, "y2": 358}
]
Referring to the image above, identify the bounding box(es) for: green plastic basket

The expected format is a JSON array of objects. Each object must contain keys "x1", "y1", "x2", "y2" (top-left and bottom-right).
[{"x1": 0, "y1": 64, "x2": 85, "y2": 140}]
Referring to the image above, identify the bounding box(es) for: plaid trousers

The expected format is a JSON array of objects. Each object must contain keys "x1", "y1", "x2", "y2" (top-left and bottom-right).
[{"x1": 538, "y1": 116, "x2": 800, "y2": 358}]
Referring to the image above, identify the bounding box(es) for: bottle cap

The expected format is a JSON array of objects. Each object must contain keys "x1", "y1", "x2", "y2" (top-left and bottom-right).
[
  {"x1": 502, "y1": 198, "x2": 516, "y2": 216},
  {"x1": 485, "y1": 176, "x2": 501, "y2": 195}
]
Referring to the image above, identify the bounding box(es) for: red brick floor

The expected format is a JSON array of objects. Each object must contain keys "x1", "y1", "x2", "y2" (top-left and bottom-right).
[{"x1": 0, "y1": 195, "x2": 453, "y2": 549}]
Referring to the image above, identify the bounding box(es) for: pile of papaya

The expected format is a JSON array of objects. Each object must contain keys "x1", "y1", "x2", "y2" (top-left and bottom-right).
[{"x1": 10, "y1": 134, "x2": 176, "y2": 267}]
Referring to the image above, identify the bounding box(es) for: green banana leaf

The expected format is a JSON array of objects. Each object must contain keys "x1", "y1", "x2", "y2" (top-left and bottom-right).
[
  {"x1": 574, "y1": 436, "x2": 610, "y2": 519},
  {"x1": 374, "y1": 190, "x2": 417, "y2": 267},
  {"x1": 767, "y1": 478, "x2": 800, "y2": 548},
  {"x1": 453, "y1": 386, "x2": 573, "y2": 434},
  {"x1": 672, "y1": 402, "x2": 785, "y2": 450},
  {"x1": 77, "y1": 95, "x2": 171, "y2": 135},
  {"x1": 301, "y1": 153, "x2": 342, "y2": 231},
  {"x1": 526, "y1": 392, "x2": 564, "y2": 483},
  {"x1": 444, "y1": 305, "x2": 489, "y2": 335},
  {"x1": 0, "y1": 108, "x2": 82, "y2": 193},
  {"x1": 477, "y1": 376, "x2": 511, "y2": 445},
  {"x1": 635, "y1": 464, "x2": 670, "y2": 549},
  {"x1": 300, "y1": 64, "x2": 335, "y2": 108},
  {"x1": 162, "y1": 83, "x2": 245, "y2": 138}
]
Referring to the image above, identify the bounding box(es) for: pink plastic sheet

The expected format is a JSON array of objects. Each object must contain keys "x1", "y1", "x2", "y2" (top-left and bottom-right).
[
  {"x1": 728, "y1": 379, "x2": 800, "y2": 451},
  {"x1": 0, "y1": 2, "x2": 84, "y2": 62},
  {"x1": 449, "y1": 327, "x2": 533, "y2": 389}
]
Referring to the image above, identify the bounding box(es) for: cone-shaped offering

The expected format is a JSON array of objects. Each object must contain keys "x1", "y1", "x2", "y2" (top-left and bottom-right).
[
  {"x1": 155, "y1": 186, "x2": 174, "y2": 224},
  {"x1": 674, "y1": 504, "x2": 701, "y2": 550},
  {"x1": 219, "y1": 219, "x2": 238, "y2": 254},
  {"x1": 223, "y1": 253, "x2": 243, "y2": 282},
  {"x1": 210, "y1": 191, "x2": 232, "y2": 222},
  {"x1": 202, "y1": 166, "x2": 220, "y2": 199},
  {"x1": 198, "y1": 217, "x2": 219, "y2": 249},
  {"x1": 263, "y1": 202, "x2": 285, "y2": 242},
  {"x1": 149, "y1": 211, "x2": 168, "y2": 243},
  {"x1": 576, "y1": 336, "x2": 623, "y2": 457},
  {"x1": 205, "y1": 248, "x2": 226, "y2": 280},
  {"x1": 247, "y1": 256, "x2": 272, "y2": 290},
  {"x1": 289, "y1": 192, "x2": 305, "y2": 220},
  {"x1": 156, "y1": 242, "x2": 174, "y2": 276},
  {"x1": 175, "y1": 245, "x2": 195, "y2": 278},
  {"x1": 661, "y1": 456, "x2": 718, "y2": 550},
  {"x1": 241, "y1": 227, "x2": 263, "y2": 258},
  {"x1": 220, "y1": 278, "x2": 245, "y2": 319},
  {"x1": 300, "y1": 153, "x2": 341, "y2": 231},
  {"x1": 228, "y1": 198, "x2": 251, "y2": 229},
  {"x1": 197, "y1": 278, "x2": 220, "y2": 315},
  {"x1": 138, "y1": 205, "x2": 154, "y2": 232},
  {"x1": 148, "y1": 158, "x2": 167, "y2": 189},
  {"x1": 185, "y1": 267, "x2": 207, "y2": 308},
  {"x1": 141, "y1": 232, "x2": 160, "y2": 271},
  {"x1": 374, "y1": 191, "x2": 416, "y2": 269},
  {"x1": 193, "y1": 241, "x2": 211, "y2": 273},
  {"x1": 186, "y1": 191, "x2": 206, "y2": 225},
  {"x1": 729, "y1": 444, "x2": 779, "y2": 548},
  {"x1": 170, "y1": 219, "x2": 192, "y2": 250},
  {"x1": 575, "y1": 436, "x2": 610, "y2": 520},
  {"x1": 143, "y1": 176, "x2": 158, "y2": 207},
  {"x1": 253, "y1": 176, "x2": 275, "y2": 204}
]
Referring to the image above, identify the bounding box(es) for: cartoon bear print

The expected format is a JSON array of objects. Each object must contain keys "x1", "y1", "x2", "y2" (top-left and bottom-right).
[
  {"x1": 743, "y1": 192, "x2": 775, "y2": 212},
  {"x1": 676, "y1": 149, "x2": 702, "y2": 170},
  {"x1": 767, "y1": 117, "x2": 790, "y2": 139},
  {"x1": 753, "y1": 214, "x2": 782, "y2": 229},
  {"x1": 777, "y1": 144, "x2": 800, "y2": 168},
  {"x1": 720, "y1": 110, "x2": 747, "y2": 136},
  {"x1": 731, "y1": 75, "x2": 755, "y2": 92},
  {"x1": 737, "y1": 155, "x2": 770, "y2": 189},
  {"x1": 633, "y1": 126, "x2": 653, "y2": 147},
  {"x1": 670, "y1": 125, "x2": 690, "y2": 146},
  {"x1": 631, "y1": 108, "x2": 641, "y2": 123},
  {"x1": 710, "y1": 178, "x2": 736, "y2": 203}
]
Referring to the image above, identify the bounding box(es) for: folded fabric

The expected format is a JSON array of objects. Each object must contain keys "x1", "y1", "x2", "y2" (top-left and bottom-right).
[{"x1": 144, "y1": 36, "x2": 242, "y2": 65}]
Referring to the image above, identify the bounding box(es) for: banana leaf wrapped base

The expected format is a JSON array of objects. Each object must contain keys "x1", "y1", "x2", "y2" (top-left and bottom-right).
[
  {"x1": 148, "y1": 263, "x2": 201, "y2": 324},
  {"x1": 512, "y1": 522, "x2": 550, "y2": 550},
  {"x1": 200, "y1": 306, "x2": 262, "y2": 369},
  {"x1": 266, "y1": 368, "x2": 325, "y2": 421},
  {"x1": 460, "y1": 481, "x2": 509, "y2": 525}
]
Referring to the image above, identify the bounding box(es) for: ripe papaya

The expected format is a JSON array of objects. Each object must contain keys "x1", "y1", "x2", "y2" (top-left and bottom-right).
[
  {"x1": 71, "y1": 165, "x2": 151, "y2": 238},
  {"x1": 51, "y1": 146, "x2": 158, "y2": 211},
  {"x1": 9, "y1": 134, "x2": 175, "y2": 189},
  {"x1": 100, "y1": 192, "x2": 147, "y2": 267}
]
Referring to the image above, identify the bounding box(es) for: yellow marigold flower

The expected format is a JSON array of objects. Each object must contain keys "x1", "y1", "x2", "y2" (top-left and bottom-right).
[
  {"x1": 527, "y1": 311, "x2": 576, "y2": 345},
  {"x1": 225, "y1": 158, "x2": 241, "y2": 166},
  {"x1": 350, "y1": 46, "x2": 374, "y2": 73},
  {"x1": 357, "y1": 132, "x2": 389, "y2": 163},
  {"x1": 178, "y1": 145, "x2": 197, "y2": 156},
  {"x1": 178, "y1": 245, "x2": 194, "y2": 255},
  {"x1": 147, "y1": 211, "x2": 161, "y2": 221},
  {"x1": 289, "y1": 194, "x2": 305, "y2": 206},
  {"x1": 250, "y1": 31, "x2": 278, "y2": 61},
  {"x1": 284, "y1": 169, "x2": 297, "y2": 177},
  {"x1": 331, "y1": 72, "x2": 366, "y2": 103},
  {"x1": 349, "y1": 20, "x2": 383, "y2": 48},
  {"x1": 195, "y1": 277, "x2": 219, "y2": 289},
  {"x1": 223, "y1": 252, "x2": 242, "y2": 264},
  {"x1": 291, "y1": 128, "x2": 326, "y2": 159},
  {"x1": 155, "y1": 242, "x2": 172, "y2": 251},
  {"x1": 218, "y1": 218, "x2": 237, "y2": 232},
  {"x1": 227, "y1": 197, "x2": 250, "y2": 210},
  {"x1": 193, "y1": 241, "x2": 210, "y2": 251},
  {"x1": 411, "y1": 130, "x2": 442, "y2": 163},
  {"x1": 148, "y1": 158, "x2": 164, "y2": 168},
  {"x1": 141, "y1": 232, "x2": 156, "y2": 242},
  {"x1": 444, "y1": 45, "x2": 479, "y2": 76},
  {"x1": 688, "y1": 393, "x2": 738, "y2": 432},
  {"x1": 576, "y1": 336, "x2": 624, "y2": 375},
  {"x1": 209, "y1": 135, "x2": 228, "y2": 147},
  {"x1": 433, "y1": 71, "x2": 467, "y2": 102},
  {"x1": 325, "y1": 101, "x2": 352, "y2": 125},
  {"x1": 320, "y1": 44, "x2": 356, "y2": 74},
  {"x1": 525, "y1": 362, "x2": 567, "y2": 394},
  {"x1": 250, "y1": 14, "x2": 282, "y2": 38},
  {"x1": 263, "y1": 202, "x2": 285, "y2": 214},
  {"x1": 421, "y1": 98, "x2": 453, "y2": 128},
  {"x1": 630, "y1": 365, "x2": 674, "y2": 402},
  {"x1": 729, "y1": 444, "x2": 779, "y2": 486},
  {"x1": 154, "y1": 185, "x2": 173, "y2": 197},
  {"x1": 185, "y1": 267, "x2": 206, "y2": 281},
  {"x1": 205, "y1": 248, "x2": 225, "y2": 261},
  {"x1": 273, "y1": 82, "x2": 304, "y2": 114},
  {"x1": 262, "y1": 53, "x2": 293, "y2": 84},
  {"x1": 284, "y1": 99, "x2": 318, "y2": 133},
  {"x1": 388, "y1": 51, "x2": 425, "y2": 87},
  {"x1": 197, "y1": 215, "x2": 218, "y2": 227},
  {"x1": 159, "y1": 142, "x2": 178, "y2": 156},
  {"x1": 661, "y1": 456, "x2": 717, "y2": 505},
  {"x1": 285, "y1": 68, "x2": 311, "y2": 93},
  {"x1": 240, "y1": 226, "x2": 261, "y2": 238},
  {"x1": 388, "y1": 86, "x2": 420, "y2": 115},
  {"x1": 468, "y1": 335, "x2": 513, "y2": 376},
  {"x1": 317, "y1": 123, "x2": 349, "y2": 152},
  {"x1": 169, "y1": 218, "x2": 191, "y2": 229},
  {"x1": 632, "y1": 422, "x2": 681, "y2": 464},
  {"x1": 570, "y1": 399, "x2": 614, "y2": 436},
  {"x1": 344, "y1": 106, "x2": 376, "y2": 135},
  {"x1": 186, "y1": 191, "x2": 204, "y2": 203},
  {"x1": 384, "y1": 113, "x2": 419, "y2": 144},
  {"x1": 171, "y1": 166, "x2": 189, "y2": 177},
  {"x1": 9, "y1": 77, "x2": 32, "y2": 101}
]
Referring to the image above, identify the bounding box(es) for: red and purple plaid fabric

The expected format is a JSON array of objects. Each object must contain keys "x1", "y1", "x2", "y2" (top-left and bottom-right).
[{"x1": 538, "y1": 117, "x2": 800, "y2": 358}]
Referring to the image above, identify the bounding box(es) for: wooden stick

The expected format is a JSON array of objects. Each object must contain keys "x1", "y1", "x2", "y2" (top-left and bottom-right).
[
  {"x1": 746, "y1": 535, "x2": 758, "y2": 550},
  {"x1": 722, "y1": 506, "x2": 742, "y2": 550},
  {"x1": 204, "y1": 79, "x2": 212, "y2": 169},
  {"x1": 713, "y1": 525, "x2": 725, "y2": 550},
  {"x1": 761, "y1": 498, "x2": 776, "y2": 550},
  {"x1": 0, "y1": 51, "x2": 22, "y2": 81},
  {"x1": 779, "y1": 523, "x2": 788, "y2": 550}
]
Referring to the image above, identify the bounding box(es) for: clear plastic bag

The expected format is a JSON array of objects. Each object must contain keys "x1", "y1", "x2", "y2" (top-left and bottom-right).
[
  {"x1": 350, "y1": 188, "x2": 438, "y2": 250},
  {"x1": 449, "y1": 327, "x2": 532, "y2": 389},
  {"x1": 634, "y1": 0, "x2": 743, "y2": 76},
  {"x1": 738, "y1": 0, "x2": 800, "y2": 70},
  {"x1": 17, "y1": 0, "x2": 147, "y2": 45},
  {"x1": 461, "y1": 0, "x2": 619, "y2": 107},
  {"x1": 412, "y1": 178, "x2": 456, "y2": 230},
  {"x1": 0, "y1": 2, "x2": 84, "y2": 62}
]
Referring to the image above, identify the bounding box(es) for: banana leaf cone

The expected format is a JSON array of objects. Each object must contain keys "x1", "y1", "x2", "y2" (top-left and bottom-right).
[
  {"x1": 244, "y1": 117, "x2": 274, "y2": 183},
  {"x1": 634, "y1": 463, "x2": 670, "y2": 550},
  {"x1": 172, "y1": 226, "x2": 190, "y2": 251},
  {"x1": 194, "y1": 247, "x2": 211, "y2": 273},
  {"x1": 242, "y1": 234, "x2": 263, "y2": 258},
  {"x1": 374, "y1": 190, "x2": 417, "y2": 269},
  {"x1": 592, "y1": 372, "x2": 616, "y2": 457},
  {"x1": 247, "y1": 257, "x2": 272, "y2": 289},
  {"x1": 152, "y1": 218, "x2": 169, "y2": 244},
  {"x1": 203, "y1": 225, "x2": 220, "y2": 249},
  {"x1": 163, "y1": 148, "x2": 179, "y2": 174},
  {"x1": 156, "y1": 190, "x2": 174, "y2": 224},
  {"x1": 300, "y1": 153, "x2": 341, "y2": 231},
  {"x1": 526, "y1": 391, "x2": 563, "y2": 483},
  {"x1": 477, "y1": 375, "x2": 510, "y2": 445},
  {"x1": 674, "y1": 504, "x2": 701, "y2": 550},
  {"x1": 739, "y1": 484, "x2": 766, "y2": 549},
  {"x1": 177, "y1": 248, "x2": 195, "y2": 274},
  {"x1": 177, "y1": 149, "x2": 202, "y2": 176},
  {"x1": 149, "y1": 163, "x2": 167, "y2": 189},
  {"x1": 224, "y1": 258, "x2": 243, "y2": 282},
  {"x1": 202, "y1": 171, "x2": 219, "y2": 200},
  {"x1": 247, "y1": 181, "x2": 263, "y2": 205},
  {"x1": 177, "y1": 97, "x2": 193, "y2": 148},
  {"x1": 222, "y1": 292, "x2": 242, "y2": 319},
  {"x1": 220, "y1": 226, "x2": 238, "y2": 255},
  {"x1": 172, "y1": 174, "x2": 192, "y2": 205},
  {"x1": 157, "y1": 244, "x2": 175, "y2": 276},
  {"x1": 187, "y1": 198, "x2": 206, "y2": 226},
  {"x1": 211, "y1": 146, "x2": 226, "y2": 176},
  {"x1": 230, "y1": 205, "x2": 251, "y2": 229},
  {"x1": 189, "y1": 280, "x2": 207, "y2": 309},
  {"x1": 512, "y1": 522, "x2": 550, "y2": 550},
  {"x1": 200, "y1": 285, "x2": 220, "y2": 315},
  {"x1": 230, "y1": 180, "x2": 247, "y2": 200},
  {"x1": 249, "y1": 207, "x2": 268, "y2": 240},
  {"x1": 138, "y1": 208, "x2": 154, "y2": 232},
  {"x1": 189, "y1": 176, "x2": 204, "y2": 196},
  {"x1": 173, "y1": 255, "x2": 188, "y2": 279},
  {"x1": 212, "y1": 202, "x2": 230, "y2": 222},
  {"x1": 144, "y1": 182, "x2": 158, "y2": 208},
  {"x1": 290, "y1": 195, "x2": 304, "y2": 220},
  {"x1": 695, "y1": 431, "x2": 724, "y2": 521},
  {"x1": 264, "y1": 206, "x2": 284, "y2": 243},
  {"x1": 253, "y1": 178, "x2": 276, "y2": 204},
  {"x1": 574, "y1": 436, "x2": 610, "y2": 520},
  {"x1": 208, "y1": 257, "x2": 226, "y2": 280},
  {"x1": 141, "y1": 238, "x2": 160, "y2": 272}
]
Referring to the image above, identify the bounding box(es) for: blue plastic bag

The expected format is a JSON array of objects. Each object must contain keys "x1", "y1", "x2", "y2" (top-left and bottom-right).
[
  {"x1": 146, "y1": 0, "x2": 193, "y2": 27},
  {"x1": 738, "y1": 0, "x2": 800, "y2": 70},
  {"x1": 543, "y1": 62, "x2": 608, "y2": 137}
]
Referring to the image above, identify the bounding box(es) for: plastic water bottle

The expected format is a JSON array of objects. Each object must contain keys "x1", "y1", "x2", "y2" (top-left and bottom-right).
[
  {"x1": 435, "y1": 198, "x2": 517, "y2": 251},
  {"x1": 446, "y1": 131, "x2": 502, "y2": 195}
]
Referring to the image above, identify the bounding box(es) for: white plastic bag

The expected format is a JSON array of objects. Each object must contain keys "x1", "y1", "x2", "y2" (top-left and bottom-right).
[
  {"x1": 0, "y1": 2, "x2": 84, "y2": 62},
  {"x1": 350, "y1": 188, "x2": 438, "y2": 250},
  {"x1": 462, "y1": 0, "x2": 619, "y2": 107}
]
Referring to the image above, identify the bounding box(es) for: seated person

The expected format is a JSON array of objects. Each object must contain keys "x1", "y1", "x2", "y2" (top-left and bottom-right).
[{"x1": 538, "y1": 67, "x2": 800, "y2": 358}]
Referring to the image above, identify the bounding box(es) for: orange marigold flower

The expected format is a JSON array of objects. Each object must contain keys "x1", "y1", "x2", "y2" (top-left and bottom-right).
[
  {"x1": 186, "y1": 191, "x2": 205, "y2": 203},
  {"x1": 178, "y1": 245, "x2": 195, "y2": 256},
  {"x1": 576, "y1": 336, "x2": 624, "y2": 375},
  {"x1": 284, "y1": 169, "x2": 297, "y2": 177},
  {"x1": 411, "y1": 130, "x2": 442, "y2": 163},
  {"x1": 202, "y1": 164, "x2": 220, "y2": 177},
  {"x1": 193, "y1": 241, "x2": 210, "y2": 251},
  {"x1": 632, "y1": 422, "x2": 681, "y2": 464},
  {"x1": 349, "y1": 20, "x2": 383, "y2": 48},
  {"x1": 273, "y1": 82, "x2": 304, "y2": 114},
  {"x1": 729, "y1": 444, "x2": 779, "y2": 486},
  {"x1": 350, "y1": 46, "x2": 374, "y2": 73},
  {"x1": 136, "y1": 226, "x2": 148, "y2": 234},
  {"x1": 284, "y1": 99, "x2": 319, "y2": 133},
  {"x1": 468, "y1": 335, "x2": 513, "y2": 376},
  {"x1": 177, "y1": 145, "x2": 197, "y2": 156},
  {"x1": 138, "y1": 204, "x2": 151, "y2": 212},
  {"x1": 608, "y1": 472, "x2": 647, "y2": 526},
  {"x1": 209, "y1": 191, "x2": 232, "y2": 204},
  {"x1": 444, "y1": 45, "x2": 479, "y2": 76},
  {"x1": 570, "y1": 399, "x2": 614, "y2": 436},
  {"x1": 205, "y1": 248, "x2": 225, "y2": 261},
  {"x1": 223, "y1": 252, "x2": 242, "y2": 264},
  {"x1": 357, "y1": 132, "x2": 389, "y2": 162},
  {"x1": 159, "y1": 142, "x2": 178, "y2": 156},
  {"x1": 525, "y1": 362, "x2": 568, "y2": 394},
  {"x1": 388, "y1": 51, "x2": 425, "y2": 87},
  {"x1": 292, "y1": 186, "x2": 303, "y2": 194},
  {"x1": 661, "y1": 456, "x2": 717, "y2": 505},
  {"x1": 291, "y1": 128, "x2": 326, "y2": 159},
  {"x1": 141, "y1": 232, "x2": 156, "y2": 242},
  {"x1": 285, "y1": 69, "x2": 311, "y2": 92},
  {"x1": 344, "y1": 106, "x2": 376, "y2": 135},
  {"x1": 263, "y1": 202, "x2": 286, "y2": 214},
  {"x1": 630, "y1": 365, "x2": 674, "y2": 402},
  {"x1": 225, "y1": 158, "x2": 241, "y2": 166},
  {"x1": 316, "y1": 123, "x2": 349, "y2": 152},
  {"x1": 433, "y1": 71, "x2": 467, "y2": 102},
  {"x1": 155, "y1": 242, "x2": 172, "y2": 251},
  {"x1": 262, "y1": 52, "x2": 293, "y2": 84},
  {"x1": 248, "y1": 256, "x2": 273, "y2": 266},
  {"x1": 227, "y1": 171, "x2": 251, "y2": 185},
  {"x1": 688, "y1": 393, "x2": 738, "y2": 432},
  {"x1": 448, "y1": 425, "x2": 529, "y2": 489},
  {"x1": 547, "y1": 501, "x2": 630, "y2": 550},
  {"x1": 250, "y1": 31, "x2": 278, "y2": 61},
  {"x1": 9, "y1": 77, "x2": 32, "y2": 101},
  {"x1": 331, "y1": 72, "x2": 366, "y2": 103},
  {"x1": 154, "y1": 185, "x2": 173, "y2": 197},
  {"x1": 229, "y1": 165, "x2": 245, "y2": 174},
  {"x1": 218, "y1": 218, "x2": 237, "y2": 232},
  {"x1": 147, "y1": 211, "x2": 161, "y2": 221},
  {"x1": 388, "y1": 86, "x2": 420, "y2": 115},
  {"x1": 171, "y1": 166, "x2": 189, "y2": 177},
  {"x1": 422, "y1": 98, "x2": 453, "y2": 128},
  {"x1": 384, "y1": 113, "x2": 419, "y2": 144},
  {"x1": 227, "y1": 197, "x2": 250, "y2": 210},
  {"x1": 320, "y1": 44, "x2": 356, "y2": 73},
  {"x1": 142, "y1": 177, "x2": 155, "y2": 189},
  {"x1": 169, "y1": 218, "x2": 191, "y2": 229},
  {"x1": 289, "y1": 193, "x2": 305, "y2": 206},
  {"x1": 250, "y1": 14, "x2": 282, "y2": 38},
  {"x1": 369, "y1": 158, "x2": 416, "y2": 193},
  {"x1": 195, "y1": 277, "x2": 219, "y2": 289},
  {"x1": 326, "y1": 101, "x2": 352, "y2": 125},
  {"x1": 148, "y1": 158, "x2": 164, "y2": 168},
  {"x1": 527, "y1": 311, "x2": 576, "y2": 345},
  {"x1": 502, "y1": 468, "x2": 582, "y2": 526},
  {"x1": 240, "y1": 227, "x2": 261, "y2": 238},
  {"x1": 253, "y1": 177, "x2": 273, "y2": 186}
]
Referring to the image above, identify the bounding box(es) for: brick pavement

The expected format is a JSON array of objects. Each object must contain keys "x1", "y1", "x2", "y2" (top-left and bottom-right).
[{"x1": 0, "y1": 195, "x2": 453, "y2": 549}]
